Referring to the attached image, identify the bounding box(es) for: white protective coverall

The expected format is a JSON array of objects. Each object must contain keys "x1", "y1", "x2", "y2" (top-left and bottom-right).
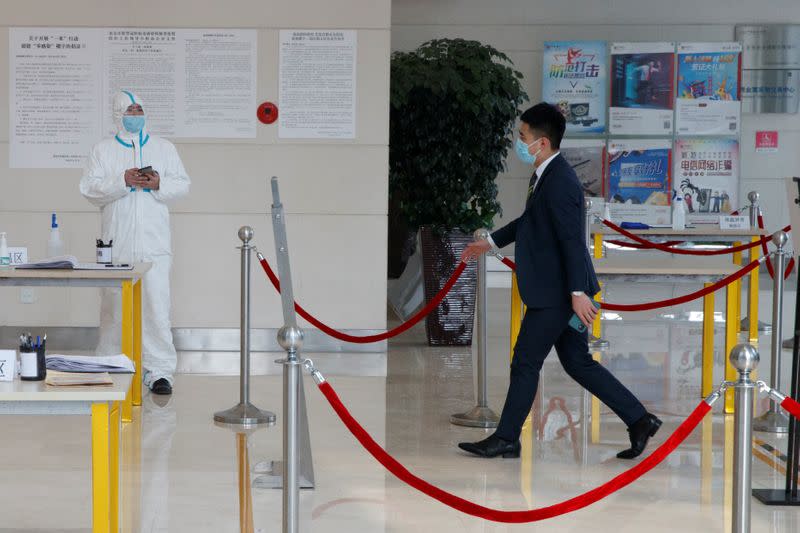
[{"x1": 80, "y1": 91, "x2": 190, "y2": 386}]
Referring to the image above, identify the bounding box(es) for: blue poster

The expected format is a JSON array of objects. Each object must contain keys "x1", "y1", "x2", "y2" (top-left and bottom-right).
[
  {"x1": 542, "y1": 41, "x2": 607, "y2": 134},
  {"x1": 607, "y1": 146, "x2": 671, "y2": 206},
  {"x1": 677, "y1": 52, "x2": 739, "y2": 101}
]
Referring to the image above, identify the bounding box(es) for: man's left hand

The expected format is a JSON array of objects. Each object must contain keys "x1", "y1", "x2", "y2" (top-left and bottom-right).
[{"x1": 572, "y1": 292, "x2": 598, "y2": 328}]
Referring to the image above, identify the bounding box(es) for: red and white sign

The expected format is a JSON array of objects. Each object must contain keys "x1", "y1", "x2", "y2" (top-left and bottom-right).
[{"x1": 756, "y1": 131, "x2": 779, "y2": 153}]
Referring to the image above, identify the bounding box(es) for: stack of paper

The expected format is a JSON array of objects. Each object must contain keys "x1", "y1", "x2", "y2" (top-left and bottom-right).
[
  {"x1": 45, "y1": 370, "x2": 113, "y2": 387},
  {"x1": 45, "y1": 354, "x2": 135, "y2": 373},
  {"x1": 16, "y1": 255, "x2": 132, "y2": 270}
]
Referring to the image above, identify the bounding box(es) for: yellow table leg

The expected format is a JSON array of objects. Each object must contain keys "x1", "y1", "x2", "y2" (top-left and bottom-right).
[
  {"x1": 702, "y1": 286, "x2": 714, "y2": 398},
  {"x1": 510, "y1": 274, "x2": 523, "y2": 362},
  {"x1": 748, "y1": 237, "x2": 760, "y2": 343},
  {"x1": 520, "y1": 414, "x2": 534, "y2": 508},
  {"x1": 110, "y1": 402, "x2": 120, "y2": 533},
  {"x1": 121, "y1": 281, "x2": 134, "y2": 423},
  {"x1": 593, "y1": 233, "x2": 603, "y2": 259},
  {"x1": 92, "y1": 402, "x2": 111, "y2": 533},
  {"x1": 591, "y1": 283, "x2": 603, "y2": 443},
  {"x1": 725, "y1": 282, "x2": 738, "y2": 413},
  {"x1": 133, "y1": 280, "x2": 143, "y2": 407}
]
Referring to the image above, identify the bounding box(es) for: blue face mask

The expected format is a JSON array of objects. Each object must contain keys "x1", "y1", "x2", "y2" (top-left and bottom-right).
[
  {"x1": 122, "y1": 115, "x2": 146, "y2": 133},
  {"x1": 515, "y1": 138, "x2": 541, "y2": 165}
]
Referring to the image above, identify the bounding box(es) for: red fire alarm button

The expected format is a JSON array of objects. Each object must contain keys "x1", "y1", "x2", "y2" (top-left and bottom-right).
[{"x1": 257, "y1": 102, "x2": 279, "y2": 125}]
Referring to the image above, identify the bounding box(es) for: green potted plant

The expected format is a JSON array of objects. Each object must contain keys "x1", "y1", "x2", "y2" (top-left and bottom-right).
[{"x1": 390, "y1": 38, "x2": 527, "y2": 346}]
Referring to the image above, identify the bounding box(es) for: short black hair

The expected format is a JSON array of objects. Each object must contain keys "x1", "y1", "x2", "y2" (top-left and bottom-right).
[{"x1": 519, "y1": 103, "x2": 566, "y2": 149}]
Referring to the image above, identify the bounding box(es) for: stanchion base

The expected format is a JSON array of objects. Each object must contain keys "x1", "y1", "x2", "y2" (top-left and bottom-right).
[
  {"x1": 753, "y1": 489, "x2": 800, "y2": 506},
  {"x1": 589, "y1": 336, "x2": 610, "y2": 350},
  {"x1": 251, "y1": 461, "x2": 315, "y2": 489},
  {"x1": 753, "y1": 411, "x2": 791, "y2": 433},
  {"x1": 740, "y1": 317, "x2": 772, "y2": 333},
  {"x1": 783, "y1": 338, "x2": 794, "y2": 350},
  {"x1": 214, "y1": 402, "x2": 276, "y2": 427},
  {"x1": 450, "y1": 405, "x2": 500, "y2": 428}
]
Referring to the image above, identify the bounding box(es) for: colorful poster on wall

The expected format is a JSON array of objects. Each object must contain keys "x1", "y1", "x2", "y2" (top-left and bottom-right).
[
  {"x1": 609, "y1": 42, "x2": 675, "y2": 135},
  {"x1": 606, "y1": 139, "x2": 672, "y2": 225},
  {"x1": 676, "y1": 43, "x2": 742, "y2": 135},
  {"x1": 561, "y1": 139, "x2": 606, "y2": 199},
  {"x1": 542, "y1": 41, "x2": 607, "y2": 134},
  {"x1": 673, "y1": 138, "x2": 740, "y2": 224}
]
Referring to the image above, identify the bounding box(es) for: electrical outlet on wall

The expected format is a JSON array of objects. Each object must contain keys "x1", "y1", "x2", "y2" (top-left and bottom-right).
[{"x1": 20, "y1": 288, "x2": 36, "y2": 304}]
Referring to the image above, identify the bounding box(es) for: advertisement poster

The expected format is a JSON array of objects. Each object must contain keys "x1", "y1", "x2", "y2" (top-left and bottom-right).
[
  {"x1": 676, "y1": 43, "x2": 742, "y2": 135},
  {"x1": 279, "y1": 30, "x2": 357, "y2": 139},
  {"x1": 674, "y1": 138, "x2": 740, "y2": 224},
  {"x1": 561, "y1": 139, "x2": 606, "y2": 199},
  {"x1": 609, "y1": 42, "x2": 675, "y2": 135},
  {"x1": 606, "y1": 139, "x2": 672, "y2": 225},
  {"x1": 542, "y1": 41, "x2": 607, "y2": 134}
]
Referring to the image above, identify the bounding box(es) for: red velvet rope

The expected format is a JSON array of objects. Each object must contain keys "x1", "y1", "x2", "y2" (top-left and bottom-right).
[
  {"x1": 602, "y1": 220, "x2": 771, "y2": 255},
  {"x1": 499, "y1": 256, "x2": 516, "y2": 270},
  {"x1": 317, "y1": 379, "x2": 711, "y2": 523},
  {"x1": 757, "y1": 214, "x2": 795, "y2": 280},
  {"x1": 600, "y1": 259, "x2": 762, "y2": 312},
  {"x1": 498, "y1": 254, "x2": 761, "y2": 312},
  {"x1": 781, "y1": 396, "x2": 800, "y2": 420},
  {"x1": 258, "y1": 257, "x2": 467, "y2": 344}
]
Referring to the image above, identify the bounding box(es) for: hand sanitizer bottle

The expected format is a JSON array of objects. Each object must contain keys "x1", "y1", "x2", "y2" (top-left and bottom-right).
[
  {"x1": 47, "y1": 213, "x2": 64, "y2": 258},
  {"x1": 0, "y1": 232, "x2": 10, "y2": 267},
  {"x1": 672, "y1": 197, "x2": 686, "y2": 231}
]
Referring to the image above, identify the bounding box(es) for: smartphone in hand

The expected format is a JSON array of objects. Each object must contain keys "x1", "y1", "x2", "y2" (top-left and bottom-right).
[
  {"x1": 568, "y1": 300, "x2": 602, "y2": 333},
  {"x1": 138, "y1": 165, "x2": 154, "y2": 175}
]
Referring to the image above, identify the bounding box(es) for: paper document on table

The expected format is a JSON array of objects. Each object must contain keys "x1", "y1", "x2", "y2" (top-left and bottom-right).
[
  {"x1": 16, "y1": 255, "x2": 132, "y2": 270},
  {"x1": 45, "y1": 370, "x2": 113, "y2": 386},
  {"x1": 45, "y1": 354, "x2": 135, "y2": 373}
]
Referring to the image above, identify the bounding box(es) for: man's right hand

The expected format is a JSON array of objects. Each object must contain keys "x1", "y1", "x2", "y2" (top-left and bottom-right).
[
  {"x1": 124, "y1": 168, "x2": 141, "y2": 187},
  {"x1": 461, "y1": 240, "x2": 492, "y2": 262}
]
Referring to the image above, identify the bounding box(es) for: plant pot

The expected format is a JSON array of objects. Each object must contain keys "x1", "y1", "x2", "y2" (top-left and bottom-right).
[{"x1": 419, "y1": 226, "x2": 478, "y2": 346}]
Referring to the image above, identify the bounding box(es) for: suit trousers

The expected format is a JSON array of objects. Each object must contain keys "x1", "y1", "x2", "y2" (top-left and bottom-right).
[{"x1": 495, "y1": 305, "x2": 647, "y2": 442}]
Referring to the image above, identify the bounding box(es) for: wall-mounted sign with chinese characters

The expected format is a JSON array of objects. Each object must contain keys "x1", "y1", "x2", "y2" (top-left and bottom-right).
[
  {"x1": 736, "y1": 25, "x2": 800, "y2": 114},
  {"x1": 10, "y1": 27, "x2": 257, "y2": 168},
  {"x1": 542, "y1": 41, "x2": 607, "y2": 134},
  {"x1": 673, "y1": 138, "x2": 740, "y2": 224},
  {"x1": 605, "y1": 139, "x2": 672, "y2": 225},
  {"x1": 755, "y1": 131, "x2": 779, "y2": 153}
]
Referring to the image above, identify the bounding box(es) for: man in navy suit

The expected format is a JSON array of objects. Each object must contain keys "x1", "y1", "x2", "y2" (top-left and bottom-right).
[{"x1": 458, "y1": 103, "x2": 661, "y2": 460}]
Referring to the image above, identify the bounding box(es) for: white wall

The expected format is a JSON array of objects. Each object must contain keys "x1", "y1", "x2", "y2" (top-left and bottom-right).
[
  {"x1": 0, "y1": 1, "x2": 391, "y2": 331},
  {"x1": 392, "y1": 1, "x2": 800, "y2": 253}
]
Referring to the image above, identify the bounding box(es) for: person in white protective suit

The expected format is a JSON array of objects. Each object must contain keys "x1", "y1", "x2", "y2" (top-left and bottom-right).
[{"x1": 80, "y1": 90, "x2": 190, "y2": 395}]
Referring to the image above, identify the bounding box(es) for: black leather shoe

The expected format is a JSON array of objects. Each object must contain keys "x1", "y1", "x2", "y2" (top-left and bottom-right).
[
  {"x1": 458, "y1": 434, "x2": 521, "y2": 458},
  {"x1": 617, "y1": 413, "x2": 662, "y2": 459},
  {"x1": 150, "y1": 378, "x2": 173, "y2": 396}
]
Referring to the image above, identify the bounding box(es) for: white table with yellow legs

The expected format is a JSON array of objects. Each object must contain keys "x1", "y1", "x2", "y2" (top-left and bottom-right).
[
  {"x1": 0, "y1": 264, "x2": 150, "y2": 422},
  {"x1": 0, "y1": 374, "x2": 132, "y2": 532}
]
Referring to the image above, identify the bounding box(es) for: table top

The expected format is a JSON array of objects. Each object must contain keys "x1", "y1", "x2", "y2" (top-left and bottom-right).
[
  {"x1": 592, "y1": 224, "x2": 766, "y2": 238},
  {"x1": 593, "y1": 257, "x2": 740, "y2": 276},
  {"x1": 0, "y1": 263, "x2": 150, "y2": 280},
  {"x1": 0, "y1": 373, "x2": 131, "y2": 402}
]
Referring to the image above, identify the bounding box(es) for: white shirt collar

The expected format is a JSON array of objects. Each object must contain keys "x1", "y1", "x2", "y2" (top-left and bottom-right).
[{"x1": 535, "y1": 151, "x2": 560, "y2": 180}]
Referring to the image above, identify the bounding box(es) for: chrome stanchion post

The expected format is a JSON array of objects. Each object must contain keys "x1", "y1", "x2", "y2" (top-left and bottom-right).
[
  {"x1": 742, "y1": 191, "x2": 772, "y2": 333},
  {"x1": 214, "y1": 227, "x2": 276, "y2": 427},
  {"x1": 450, "y1": 228, "x2": 500, "y2": 428},
  {"x1": 731, "y1": 344, "x2": 759, "y2": 533},
  {"x1": 584, "y1": 198, "x2": 609, "y2": 350},
  {"x1": 754, "y1": 232, "x2": 790, "y2": 433},
  {"x1": 278, "y1": 326, "x2": 303, "y2": 533}
]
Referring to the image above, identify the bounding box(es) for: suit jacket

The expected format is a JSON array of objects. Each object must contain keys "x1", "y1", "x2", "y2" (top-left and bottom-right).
[{"x1": 491, "y1": 153, "x2": 600, "y2": 308}]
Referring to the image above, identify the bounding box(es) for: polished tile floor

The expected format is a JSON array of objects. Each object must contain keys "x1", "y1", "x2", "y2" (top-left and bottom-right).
[{"x1": 3, "y1": 277, "x2": 800, "y2": 532}]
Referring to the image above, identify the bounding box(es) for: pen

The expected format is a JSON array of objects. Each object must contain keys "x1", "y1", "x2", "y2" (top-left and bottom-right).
[{"x1": 105, "y1": 263, "x2": 130, "y2": 268}]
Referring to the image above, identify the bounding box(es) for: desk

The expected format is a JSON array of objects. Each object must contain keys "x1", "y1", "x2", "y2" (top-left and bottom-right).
[
  {"x1": 0, "y1": 264, "x2": 150, "y2": 422},
  {"x1": 591, "y1": 225, "x2": 768, "y2": 342},
  {"x1": 593, "y1": 257, "x2": 740, "y2": 415},
  {"x1": 0, "y1": 374, "x2": 132, "y2": 532}
]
